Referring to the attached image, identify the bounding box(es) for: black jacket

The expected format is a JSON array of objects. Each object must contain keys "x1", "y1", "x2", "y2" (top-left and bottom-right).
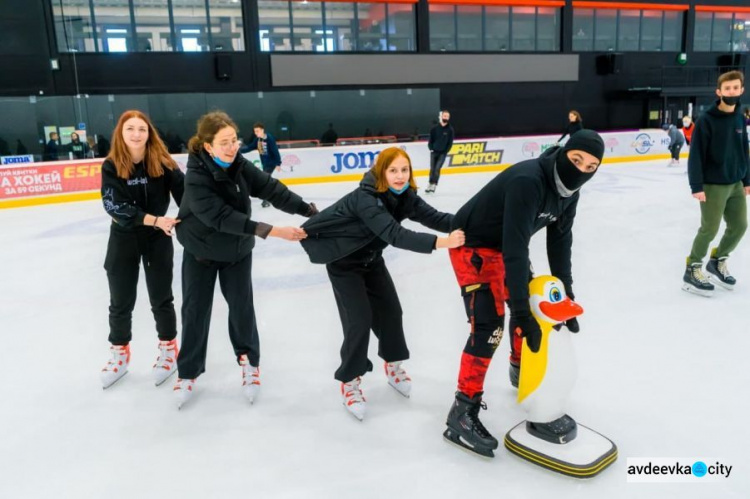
[
  {"x1": 101, "y1": 159, "x2": 185, "y2": 230},
  {"x1": 687, "y1": 101, "x2": 750, "y2": 193},
  {"x1": 452, "y1": 146, "x2": 579, "y2": 314},
  {"x1": 558, "y1": 121, "x2": 583, "y2": 142},
  {"x1": 301, "y1": 171, "x2": 453, "y2": 264},
  {"x1": 176, "y1": 150, "x2": 311, "y2": 262},
  {"x1": 428, "y1": 123, "x2": 455, "y2": 154}
]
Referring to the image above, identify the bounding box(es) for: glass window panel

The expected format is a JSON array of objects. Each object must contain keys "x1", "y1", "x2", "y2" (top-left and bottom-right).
[
  {"x1": 732, "y1": 14, "x2": 750, "y2": 52},
  {"x1": 133, "y1": 0, "x2": 172, "y2": 52},
  {"x1": 258, "y1": 1, "x2": 292, "y2": 52},
  {"x1": 693, "y1": 12, "x2": 712, "y2": 52},
  {"x1": 324, "y1": 2, "x2": 356, "y2": 52},
  {"x1": 485, "y1": 6, "x2": 510, "y2": 51},
  {"x1": 711, "y1": 12, "x2": 732, "y2": 52},
  {"x1": 594, "y1": 9, "x2": 617, "y2": 51},
  {"x1": 511, "y1": 7, "x2": 536, "y2": 51},
  {"x1": 172, "y1": 0, "x2": 210, "y2": 52},
  {"x1": 358, "y1": 3, "x2": 387, "y2": 51},
  {"x1": 429, "y1": 5, "x2": 456, "y2": 51},
  {"x1": 386, "y1": 3, "x2": 415, "y2": 51},
  {"x1": 662, "y1": 11, "x2": 682, "y2": 52},
  {"x1": 572, "y1": 8, "x2": 594, "y2": 51},
  {"x1": 52, "y1": 0, "x2": 97, "y2": 53},
  {"x1": 536, "y1": 7, "x2": 559, "y2": 51},
  {"x1": 617, "y1": 9, "x2": 640, "y2": 51},
  {"x1": 457, "y1": 5, "x2": 482, "y2": 51},
  {"x1": 291, "y1": 1, "x2": 323, "y2": 51},
  {"x1": 93, "y1": 0, "x2": 134, "y2": 53},
  {"x1": 208, "y1": 0, "x2": 245, "y2": 52},
  {"x1": 639, "y1": 10, "x2": 662, "y2": 51}
]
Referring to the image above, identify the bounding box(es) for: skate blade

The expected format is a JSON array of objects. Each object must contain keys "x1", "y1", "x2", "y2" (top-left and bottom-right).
[
  {"x1": 101, "y1": 370, "x2": 128, "y2": 390},
  {"x1": 388, "y1": 382, "x2": 411, "y2": 398},
  {"x1": 681, "y1": 283, "x2": 713, "y2": 297},
  {"x1": 442, "y1": 428, "x2": 495, "y2": 458},
  {"x1": 342, "y1": 402, "x2": 365, "y2": 421},
  {"x1": 708, "y1": 275, "x2": 735, "y2": 291},
  {"x1": 154, "y1": 367, "x2": 177, "y2": 387}
]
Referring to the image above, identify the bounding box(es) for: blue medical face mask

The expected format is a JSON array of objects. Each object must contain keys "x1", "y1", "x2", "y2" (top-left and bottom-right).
[
  {"x1": 389, "y1": 184, "x2": 410, "y2": 195},
  {"x1": 212, "y1": 155, "x2": 232, "y2": 168}
]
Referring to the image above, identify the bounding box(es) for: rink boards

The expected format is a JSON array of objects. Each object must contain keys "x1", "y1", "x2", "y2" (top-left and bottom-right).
[{"x1": 0, "y1": 128, "x2": 683, "y2": 209}]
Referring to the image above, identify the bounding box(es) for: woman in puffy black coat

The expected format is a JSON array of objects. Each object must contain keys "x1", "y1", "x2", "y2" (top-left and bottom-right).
[
  {"x1": 301, "y1": 147, "x2": 464, "y2": 421},
  {"x1": 173, "y1": 111, "x2": 317, "y2": 409}
]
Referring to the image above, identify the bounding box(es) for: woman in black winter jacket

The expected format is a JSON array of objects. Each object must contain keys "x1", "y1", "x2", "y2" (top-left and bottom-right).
[
  {"x1": 173, "y1": 111, "x2": 317, "y2": 409},
  {"x1": 301, "y1": 147, "x2": 465, "y2": 421},
  {"x1": 557, "y1": 110, "x2": 583, "y2": 143},
  {"x1": 100, "y1": 110, "x2": 184, "y2": 390}
]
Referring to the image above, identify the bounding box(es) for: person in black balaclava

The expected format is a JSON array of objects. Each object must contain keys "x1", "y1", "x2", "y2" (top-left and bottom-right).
[{"x1": 441, "y1": 129, "x2": 605, "y2": 458}]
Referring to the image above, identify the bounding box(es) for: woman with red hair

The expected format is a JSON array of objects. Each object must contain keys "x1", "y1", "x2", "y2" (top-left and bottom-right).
[
  {"x1": 99, "y1": 110, "x2": 184, "y2": 389},
  {"x1": 301, "y1": 147, "x2": 464, "y2": 421}
]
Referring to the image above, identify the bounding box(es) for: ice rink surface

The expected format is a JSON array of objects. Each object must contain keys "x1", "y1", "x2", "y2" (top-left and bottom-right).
[{"x1": 1, "y1": 160, "x2": 747, "y2": 498}]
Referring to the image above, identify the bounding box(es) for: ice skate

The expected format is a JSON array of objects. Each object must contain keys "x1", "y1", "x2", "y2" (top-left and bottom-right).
[
  {"x1": 152, "y1": 339, "x2": 178, "y2": 386},
  {"x1": 706, "y1": 255, "x2": 735, "y2": 290},
  {"x1": 682, "y1": 263, "x2": 714, "y2": 297},
  {"x1": 174, "y1": 378, "x2": 195, "y2": 409},
  {"x1": 100, "y1": 344, "x2": 130, "y2": 389},
  {"x1": 443, "y1": 391, "x2": 498, "y2": 458},
  {"x1": 341, "y1": 377, "x2": 366, "y2": 421},
  {"x1": 425, "y1": 183, "x2": 436, "y2": 194},
  {"x1": 384, "y1": 361, "x2": 411, "y2": 398},
  {"x1": 239, "y1": 354, "x2": 260, "y2": 404}
]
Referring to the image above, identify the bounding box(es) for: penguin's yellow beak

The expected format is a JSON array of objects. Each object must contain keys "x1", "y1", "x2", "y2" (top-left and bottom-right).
[{"x1": 539, "y1": 297, "x2": 583, "y2": 323}]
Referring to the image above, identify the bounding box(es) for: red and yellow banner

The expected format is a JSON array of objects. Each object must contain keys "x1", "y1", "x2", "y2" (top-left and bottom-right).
[{"x1": 0, "y1": 159, "x2": 103, "y2": 202}]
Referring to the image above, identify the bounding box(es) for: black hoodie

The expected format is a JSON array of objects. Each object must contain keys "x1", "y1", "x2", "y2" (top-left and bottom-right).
[
  {"x1": 101, "y1": 158, "x2": 184, "y2": 230},
  {"x1": 451, "y1": 146, "x2": 579, "y2": 314},
  {"x1": 301, "y1": 171, "x2": 453, "y2": 264},
  {"x1": 688, "y1": 101, "x2": 750, "y2": 193}
]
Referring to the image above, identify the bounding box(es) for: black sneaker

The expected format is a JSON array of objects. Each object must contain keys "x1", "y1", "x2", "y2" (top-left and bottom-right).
[
  {"x1": 443, "y1": 391, "x2": 498, "y2": 458},
  {"x1": 682, "y1": 263, "x2": 714, "y2": 297},
  {"x1": 526, "y1": 414, "x2": 578, "y2": 444},
  {"x1": 706, "y1": 256, "x2": 736, "y2": 290}
]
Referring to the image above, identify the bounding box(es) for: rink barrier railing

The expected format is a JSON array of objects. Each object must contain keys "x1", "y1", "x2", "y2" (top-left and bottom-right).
[{"x1": 0, "y1": 129, "x2": 684, "y2": 209}]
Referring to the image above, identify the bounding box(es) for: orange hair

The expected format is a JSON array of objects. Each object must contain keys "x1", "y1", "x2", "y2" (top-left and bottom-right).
[
  {"x1": 370, "y1": 147, "x2": 418, "y2": 193},
  {"x1": 107, "y1": 110, "x2": 176, "y2": 179}
]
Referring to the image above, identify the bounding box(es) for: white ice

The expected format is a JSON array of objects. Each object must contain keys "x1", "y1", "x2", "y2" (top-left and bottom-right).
[{"x1": 1, "y1": 160, "x2": 747, "y2": 498}]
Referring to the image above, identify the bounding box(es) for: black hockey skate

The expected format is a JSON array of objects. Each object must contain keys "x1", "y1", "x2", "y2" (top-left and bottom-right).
[
  {"x1": 706, "y1": 256, "x2": 736, "y2": 290},
  {"x1": 443, "y1": 391, "x2": 498, "y2": 458},
  {"x1": 681, "y1": 263, "x2": 714, "y2": 297},
  {"x1": 526, "y1": 414, "x2": 578, "y2": 445},
  {"x1": 509, "y1": 362, "x2": 520, "y2": 389}
]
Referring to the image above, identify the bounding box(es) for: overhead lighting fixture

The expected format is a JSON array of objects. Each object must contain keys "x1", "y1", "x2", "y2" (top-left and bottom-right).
[
  {"x1": 181, "y1": 29, "x2": 200, "y2": 34},
  {"x1": 107, "y1": 28, "x2": 127, "y2": 34}
]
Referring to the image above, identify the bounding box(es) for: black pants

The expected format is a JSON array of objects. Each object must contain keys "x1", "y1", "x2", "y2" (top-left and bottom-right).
[
  {"x1": 429, "y1": 151, "x2": 448, "y2": 185},
  {"x1": 104, "y1": 225, "x2": 177, "y2": 345},
  {"x1": 326, "y1": 251, "x2": 409, "y2": 382},
  {"x1": 177, "y1": 250, "x2": 259, "y2": 379},
  {"x1": 669, "y1": 143, "x2": 683, "y2": 160}
]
